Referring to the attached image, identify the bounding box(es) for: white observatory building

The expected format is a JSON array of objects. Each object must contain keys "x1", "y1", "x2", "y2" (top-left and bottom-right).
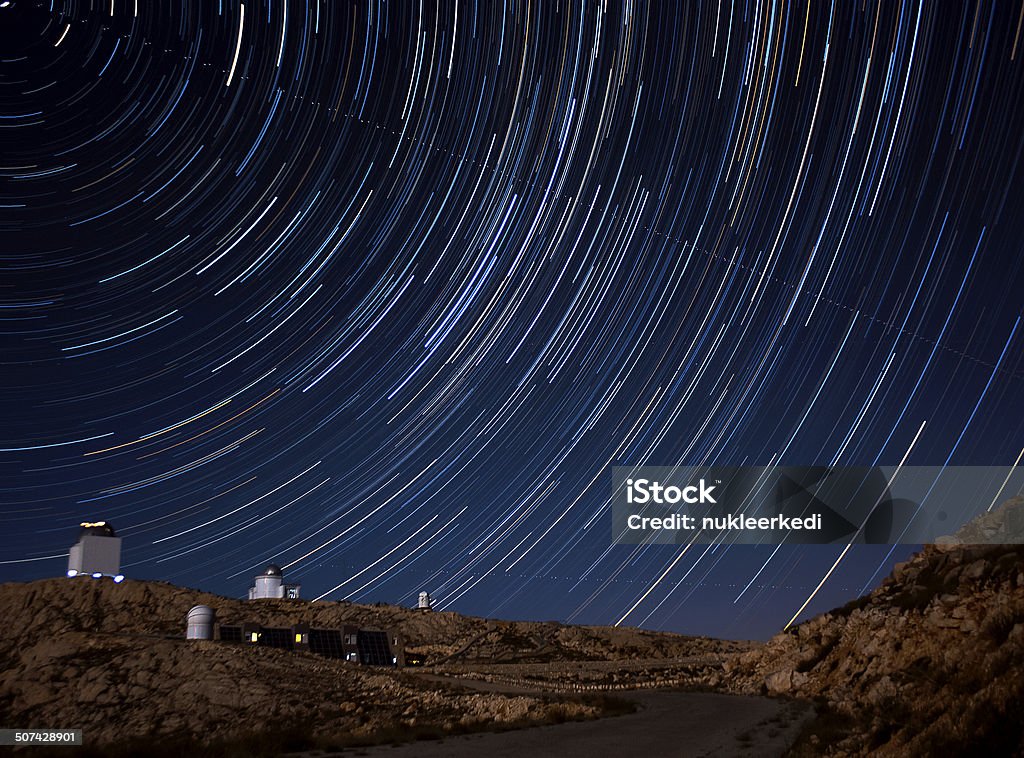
[
  {"x1": 248, "y1": 564, "x2": 300, "y2": 600},
  {"x1": 417, "y1": 591, "x2": 433, "y2": 610},
  {"x1": 67, "y1": 521, "x2": 123, "y2": 581},
  {"x1": 186, "y1": 605, "x2": 216, "y2": 640}
]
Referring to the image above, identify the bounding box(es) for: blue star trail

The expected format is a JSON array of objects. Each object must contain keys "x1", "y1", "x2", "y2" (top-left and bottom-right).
[{"x1": 1, "y1": 0, "x2": 1023, "y2": 640}]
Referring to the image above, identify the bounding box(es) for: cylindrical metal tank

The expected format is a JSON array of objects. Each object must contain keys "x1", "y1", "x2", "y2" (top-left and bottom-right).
[{"x1": 186, "y1": 605, "x2": 216, "y2": 640}]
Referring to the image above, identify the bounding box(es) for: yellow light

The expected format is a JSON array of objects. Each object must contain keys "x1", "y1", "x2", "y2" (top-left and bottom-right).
[
  {"x1": 250, "y1": 632, "x2": 259, "y2": 643},
  {"x1": 295, "y1": 633, "x2": 303, "y2": 643},
  {"x1": 80, "y1": 521, "x2": 107, "y2": 528}
]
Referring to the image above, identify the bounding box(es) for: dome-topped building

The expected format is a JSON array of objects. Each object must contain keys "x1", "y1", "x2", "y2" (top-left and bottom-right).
[{"x1": 248, "y1": 563, "x2": 300, "y2": 599}]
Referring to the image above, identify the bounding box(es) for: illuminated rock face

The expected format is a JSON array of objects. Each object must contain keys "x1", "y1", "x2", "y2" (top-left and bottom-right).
[
  {"x1": 721, "y1": 502, "x2": 1024, "y2": 754},
  {"x1": 67, "y1": 522, "x2": 121, "y2": 577},
  {"x1": 936, "y1": 496, "x2": 1024, "y2": 545}
]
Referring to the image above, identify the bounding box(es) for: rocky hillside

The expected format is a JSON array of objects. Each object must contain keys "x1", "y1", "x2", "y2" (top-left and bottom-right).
[
  {"x1": 1, "y1": 630, "x2": 593, "y2": 755},
  {"x1": 724, "y1": 498, "x2": 1024, "y2": 755},
  {"x1": 0, "y1": 576, "x2": 723, "y2": 754},
  {"x1": 0, "y1": 575, "x2": 733, "y2": 663}
]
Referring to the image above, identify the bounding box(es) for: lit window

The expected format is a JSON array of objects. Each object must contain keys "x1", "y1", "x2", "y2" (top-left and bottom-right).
[
  {"x1": 295, "y1": 633, "x2": 304, "y2": 643},
  {"x1": 250, "y1": 632, "x2": 259, "y2": 643}
]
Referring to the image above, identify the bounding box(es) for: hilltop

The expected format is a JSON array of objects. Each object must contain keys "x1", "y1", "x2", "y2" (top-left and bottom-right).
[
  {"x1": 0, "y1": 576, "x2": 740, "y2": 754},
  {"x1": 0, "y1": 574, "x2": 744, "y2": 663},
  {"x1": 3, "y1": 498, "x2": 1023, "y2": 755}
]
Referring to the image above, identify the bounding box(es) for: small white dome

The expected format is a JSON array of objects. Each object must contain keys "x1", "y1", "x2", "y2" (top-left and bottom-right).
[{"x1": 187, "y1": 605, "x2": 216, "y2": 623}]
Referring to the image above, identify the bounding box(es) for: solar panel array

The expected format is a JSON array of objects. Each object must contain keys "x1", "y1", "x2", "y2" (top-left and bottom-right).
[
  {"x1": 209, "y1": 624, "x2": 395, "y2": 666},
  {"x1": 218, "y1": 625, "x2": 242, "y2": 643},
  {"x1": 309, "y1": 628, "x2": 345, "y2": 658},
  {"x1": 357, "y1": 630, "x2": 393, "y2": 666},
  {"x1": 259, "y1": 627, "x2": 293, "y2": 649}
]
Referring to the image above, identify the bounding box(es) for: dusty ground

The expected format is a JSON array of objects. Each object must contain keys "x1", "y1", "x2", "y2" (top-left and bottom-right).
[
  {"x1": 428, "y1": 655, "x2": 734, "y2": 693},
  {"x1": 310, "y1": 689, "x2": 812, "y2": 757}
]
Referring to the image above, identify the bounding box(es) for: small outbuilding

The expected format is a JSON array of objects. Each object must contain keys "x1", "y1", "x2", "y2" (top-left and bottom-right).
[{"x1": 186, "y1": 605, "x2": 216, "y2": 640}]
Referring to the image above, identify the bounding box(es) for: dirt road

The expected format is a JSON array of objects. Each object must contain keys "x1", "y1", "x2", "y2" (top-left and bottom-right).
[{"x1": 336, "y1": 689, "x2": 812, "y2": 757}]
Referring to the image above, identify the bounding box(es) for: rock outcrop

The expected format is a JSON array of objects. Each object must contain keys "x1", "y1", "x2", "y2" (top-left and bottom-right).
[
  {"x1": 936, "y1": 495, "x2": 1024, "y2": 545},
  {"x1": 723, "y1": 514, "x2": 1024, "y2": 754}
]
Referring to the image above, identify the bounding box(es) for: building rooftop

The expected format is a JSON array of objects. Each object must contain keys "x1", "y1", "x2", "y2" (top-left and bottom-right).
[{"x1": 78, "y1": 521, "x2": 116, "y2": 538}]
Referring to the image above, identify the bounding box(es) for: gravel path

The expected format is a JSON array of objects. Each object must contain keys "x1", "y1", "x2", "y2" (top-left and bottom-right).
[{"x1": 330, "y1": 689, "x2": 812, "y2": 757}]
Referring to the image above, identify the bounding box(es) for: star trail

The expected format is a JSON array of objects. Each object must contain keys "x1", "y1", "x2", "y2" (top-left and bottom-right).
[{"x1": 2, "y1": 0, "x2": 1023, "y2": 640}]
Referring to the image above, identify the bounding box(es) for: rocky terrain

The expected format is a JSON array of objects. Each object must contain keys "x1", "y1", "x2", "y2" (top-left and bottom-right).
[
  {"x1": 723, "y1": 497, "x2": 1024, "y2": 755},
  {"x1": 0, "y1": 576, "x2": 724, "y2": 754},
  {"x1": 5, "y1": 499, "x2": 1022, "y2": 755},
  {"x1": 0, "y1": 574, "x2": 733, "y2": 664},
  {"x1": 3, "y1": 631, "x2": 598, "y2": 755}
]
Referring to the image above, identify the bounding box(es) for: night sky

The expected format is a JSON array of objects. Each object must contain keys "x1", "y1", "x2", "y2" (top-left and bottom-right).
[{"x1": 2, "y1": 0, "x2": 1023, "y2": 641}]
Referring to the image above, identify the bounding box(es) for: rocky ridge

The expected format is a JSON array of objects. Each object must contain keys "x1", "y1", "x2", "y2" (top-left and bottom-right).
[
  {"x1": 722, "y1": 498, "x2": 1024, "y2": 755},
  {"x1": 0, "y1": 576, "x2": 722, "y2": 753},
  {"x1": 0, "y1": 575, "x2": 729, "y2": 663}
]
